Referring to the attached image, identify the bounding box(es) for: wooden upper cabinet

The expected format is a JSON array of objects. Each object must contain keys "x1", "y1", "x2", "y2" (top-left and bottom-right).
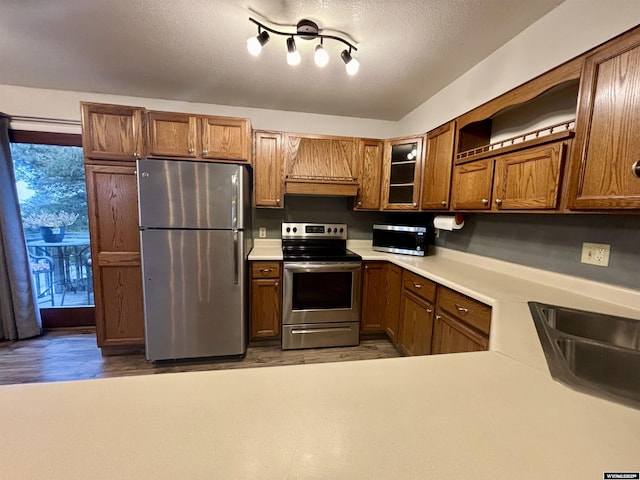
[
  {"x1": 568, "y1": 27, "x2": 640, "y2": 209},
  {"x1": 381, "y1": 136, "x2": 423, "y2": 210},
  {"x1": 202, "y1": 116, "x2": 251, "y2": 162},
  {"x1": 147, "y1": 111, "x2": 198, "y2": 158},
  {"x1": 452, "y1": 159, "x2": 494, "y2": 210},
  {"x1": 253, "y1": 131, "x2": 284, "y2": 208},
  {"x1": 421, "y1": 122, "x2": 455, "y2": 210},
  {"x1": 354, "y1": 138, "x2": 384, "y2": 210},
  {"x1": 493, "y1": 142, "x2": 565, "y2": 210},
  {"x1": 81, "y1": 103, "x2": 144, "y2": 162},
  {"x1": 452, "y1": 141, "x2": 566, "y2": 211},
  {"x1": 145, "y1": 112, "x2": 250, "y2": 163}
]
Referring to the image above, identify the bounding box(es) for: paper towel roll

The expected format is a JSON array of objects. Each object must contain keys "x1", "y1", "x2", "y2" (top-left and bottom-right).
[{"x1": 434, "y1": 215, "x2": 464, "y2": 231}]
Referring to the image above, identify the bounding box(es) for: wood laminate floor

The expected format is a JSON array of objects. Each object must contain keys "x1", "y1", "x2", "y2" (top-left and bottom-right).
[{"x1": 0, "y1": 329, "x2": 401, "y2": 386}]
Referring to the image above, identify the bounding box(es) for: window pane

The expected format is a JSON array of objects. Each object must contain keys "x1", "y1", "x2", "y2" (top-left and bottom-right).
[{"x1": 10, "y1": 143, "x2": 93, "y2": 308}]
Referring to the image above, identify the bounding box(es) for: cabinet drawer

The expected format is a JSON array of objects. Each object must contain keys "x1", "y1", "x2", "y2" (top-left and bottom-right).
[
  {"x1": 402, "y1": 270, "x2": 436, "y2": 302},
  {"x1": 251, "y1": 262, "x2": 281, "y2": 279},
  {"x1": 437, "y1": 286, "x2": 491, "y2": 335}
]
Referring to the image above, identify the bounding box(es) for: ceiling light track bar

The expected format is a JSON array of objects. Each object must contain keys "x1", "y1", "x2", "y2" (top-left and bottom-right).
[{"x1": 249, "y1": 17, "x2": 357, "y2": 52}]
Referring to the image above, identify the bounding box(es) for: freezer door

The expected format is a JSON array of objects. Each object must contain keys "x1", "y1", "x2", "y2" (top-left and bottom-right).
[
  {"x1": 137, "y1": 159, "x2": 249, "y2": 229},
  {"x1": 141, "y1": 229, "x2": 247, "y2": 360}
]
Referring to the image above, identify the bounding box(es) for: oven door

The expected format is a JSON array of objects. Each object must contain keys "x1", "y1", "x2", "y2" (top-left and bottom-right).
[{"x1": 283, "y1": 262, "x2": 361, "y2": 325}]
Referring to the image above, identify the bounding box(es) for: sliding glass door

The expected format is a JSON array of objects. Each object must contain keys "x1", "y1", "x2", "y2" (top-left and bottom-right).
[{"x1": 10, "y1": 130, "x2": 94, "y2": 328}]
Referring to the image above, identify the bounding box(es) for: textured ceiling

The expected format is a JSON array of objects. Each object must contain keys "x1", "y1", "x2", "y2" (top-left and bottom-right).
[{"x1": 0, "y1": 0, "x2": 563, "y2": 120}]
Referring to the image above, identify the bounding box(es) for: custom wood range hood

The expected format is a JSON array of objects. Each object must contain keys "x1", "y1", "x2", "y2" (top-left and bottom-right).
[{"x1": 284, "y1": 134, "x2": 359, "y2": 196}]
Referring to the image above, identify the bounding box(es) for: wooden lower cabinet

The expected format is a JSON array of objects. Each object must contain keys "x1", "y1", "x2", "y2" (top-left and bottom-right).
[
  {"x1": 432, "y1": 311, "x2": 489, "y2": 354},
  {"x1": 250, "y1": 262, "x2": 282, "y2": 339},
  {"x1": 431, "y1": 286, "x2": 491, "y2": 354},
  {"x1": 360, "y1": 262, "x2": 387, "y2": 333},
  {"x1": 361, "y1": 262, "x2": 403, "y2": 341},
  {"x1": 398, "y1": 290, "x2": 435, "y2": 356},
  {"x1": 84, "y1": 164, "x2": 145, "y2": 349},
  {"x1": 384, "y1": 263, "x2": 402, "y2": 344}
]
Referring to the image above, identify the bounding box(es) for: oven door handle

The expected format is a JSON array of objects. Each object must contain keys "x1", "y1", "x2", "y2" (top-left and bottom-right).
[{"x1": 283, "y1": 262, "x2": 361, "y2": 273}]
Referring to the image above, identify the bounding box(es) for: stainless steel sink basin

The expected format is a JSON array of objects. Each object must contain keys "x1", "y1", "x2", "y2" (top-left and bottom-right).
[
  {"x1": 541, "y1": 305, "x2": 640, "y2": 350},
  {"x1": 529, "y1": 302, "x2": 640, "y2": 410}
]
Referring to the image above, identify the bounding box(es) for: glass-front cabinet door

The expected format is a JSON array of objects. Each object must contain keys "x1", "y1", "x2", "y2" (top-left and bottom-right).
[{"x1": 381, "y1": 136, "x2": 423, "y2": 210}]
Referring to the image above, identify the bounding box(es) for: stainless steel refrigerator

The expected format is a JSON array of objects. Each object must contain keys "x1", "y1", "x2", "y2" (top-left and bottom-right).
[{"x1": 136, "y1": 159, "x2": 252, "y2": 361}]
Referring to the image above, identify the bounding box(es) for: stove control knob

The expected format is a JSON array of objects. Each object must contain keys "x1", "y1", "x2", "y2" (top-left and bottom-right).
[
  {"x1": 339, "y1": 228, "x2": 344, "y2": 233},
  {"x1": 286, "y1": 227, "x2": 291, "y2": 233},
  {"x1": 293, "y1": 227, "x2": 297, "y2": 233}
]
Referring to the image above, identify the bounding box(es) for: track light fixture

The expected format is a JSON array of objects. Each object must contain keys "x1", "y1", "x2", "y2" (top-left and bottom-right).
[{"x1": 247, "y1": 17, "x2": 359, "y2": 75}]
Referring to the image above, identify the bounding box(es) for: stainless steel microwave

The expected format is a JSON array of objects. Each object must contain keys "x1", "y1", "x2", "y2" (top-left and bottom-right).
[{"x1": 372, "y1": 224, "x2": 430, "y2": 256}]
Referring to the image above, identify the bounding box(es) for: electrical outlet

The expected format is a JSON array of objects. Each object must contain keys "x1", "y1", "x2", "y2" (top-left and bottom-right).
[
  {"x1": 258, "y1": 227, "x2": 267, "y2": 238},
  {"x1": 581, "y1": 242, "x2": 610, "y2": 267}
]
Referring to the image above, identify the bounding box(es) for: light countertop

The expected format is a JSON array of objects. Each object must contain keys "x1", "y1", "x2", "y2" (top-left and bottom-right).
[{"x1": 1, "y1": 240, "x2": 639, "y2": 479}]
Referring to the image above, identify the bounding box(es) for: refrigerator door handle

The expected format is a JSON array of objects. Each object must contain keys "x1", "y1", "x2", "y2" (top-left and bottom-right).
[
  {"x1": 231, "y1": 171, "x2": 238, "y2": 231},
  {"x1": 233, "y1": 230, "x2": 239, "y2": 284}
]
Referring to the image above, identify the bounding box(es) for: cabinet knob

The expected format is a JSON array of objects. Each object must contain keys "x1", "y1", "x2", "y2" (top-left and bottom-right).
[
  {"x1": 481, "y1": 198, "x2": 489, "y2": 206},
  {"x1": 202, "y1": 149, "x2": 208, "y2": 156},
  {"x1": 413, "y1": 283, "x2": 422, "y2": 289},
  {"x1": 632, "y1": 160, "x2": 640, "y2": 178},
  {"x1": 441, "y1": 200, "x2": 447, "y2": 207},
  {"x1": 259, "y1": 268, "x2": 272, "y2": 273},
  {"x1": 133, "y1": 152, "x2": 141, "y2": 159},
  {"x1": 364, "y1": 265, "x2": 368, "y2": 269},
  {"x1": 276, "y1": 198, "x2": 281, "y2": 204},
  {"x1": 412, "y1": 202, "x2": 417, "y2": 207},
  {"x1": 435, "y1": 315, "x2": 442, "y2": 320},
  {"x1": 274, "y1": 282, "x2": 279, "y2": 287},
  {"x1": 426, "y1": 308, "x2": 433, "y2": 314},
  {"x1": 188, "y1": 147, "x2": 195, "y2": 154},
  {"x1": 495, "y1": 198, "x2": 502, "y2": 205},
  {"x1": 455, "y1": 304, "x2": 469, "y2": 313},
  {"x1": 357, "y1": 201, "x2": 362, "y2": 207}
]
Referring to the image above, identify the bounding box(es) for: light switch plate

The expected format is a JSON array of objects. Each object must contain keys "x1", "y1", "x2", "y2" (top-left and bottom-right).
[{"x1": 581, "y1": 242, "x2": 610, "y2": 267}]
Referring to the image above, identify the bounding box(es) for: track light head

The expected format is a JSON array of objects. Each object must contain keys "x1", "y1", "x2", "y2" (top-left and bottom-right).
[
  {"x1": 314, "y1": 42, "x2": 329, "y2": 67},
  {"x1": 341, "y1": 49, "x2": 360, "y2": 75},
  {"x1": 246, "y1": 30, "x2": 270, "y2": 56},
  {"x1": 286, "y1": 37, "x2": 301, "y2": 66}
]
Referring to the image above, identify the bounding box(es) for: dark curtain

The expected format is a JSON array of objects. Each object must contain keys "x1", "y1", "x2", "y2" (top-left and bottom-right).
[{"x1": 0, "y1": 113, "x2": 41, "y2": 340}]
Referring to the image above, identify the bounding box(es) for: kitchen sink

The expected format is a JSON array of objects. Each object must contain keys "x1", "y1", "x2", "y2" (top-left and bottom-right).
[{"x1": 529, "y1": 302, "x2": 640, "y2": 410}]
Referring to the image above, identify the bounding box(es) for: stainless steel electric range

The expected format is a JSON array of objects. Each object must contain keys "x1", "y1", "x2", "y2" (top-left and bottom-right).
[{"x1": 281, "y1": 223, "x2": 362, "y2": 350}]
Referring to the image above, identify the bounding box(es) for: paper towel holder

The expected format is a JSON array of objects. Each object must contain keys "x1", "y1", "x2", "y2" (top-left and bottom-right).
[{"x1": 454, "y1": 213, "x2": 465, "y2": 225}]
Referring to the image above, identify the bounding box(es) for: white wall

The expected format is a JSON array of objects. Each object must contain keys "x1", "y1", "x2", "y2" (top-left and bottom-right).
[
  {"x1": 397, "y1": 0, "x2": 640, "y2": 136},
  {"x1": 0, "y1": 84, "x2": 398, "y2": 138}
]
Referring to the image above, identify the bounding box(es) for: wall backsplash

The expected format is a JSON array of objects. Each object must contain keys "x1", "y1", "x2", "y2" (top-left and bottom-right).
[
  {"x1": 252, "y1": 196, "x2": 433, "y2": 240},
  {"x1": 254, "y1": 201, "x2": 640, "y2": 291},
  {"x1": 435, "y1": 213, "x2": 640, "y2": 290}
]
